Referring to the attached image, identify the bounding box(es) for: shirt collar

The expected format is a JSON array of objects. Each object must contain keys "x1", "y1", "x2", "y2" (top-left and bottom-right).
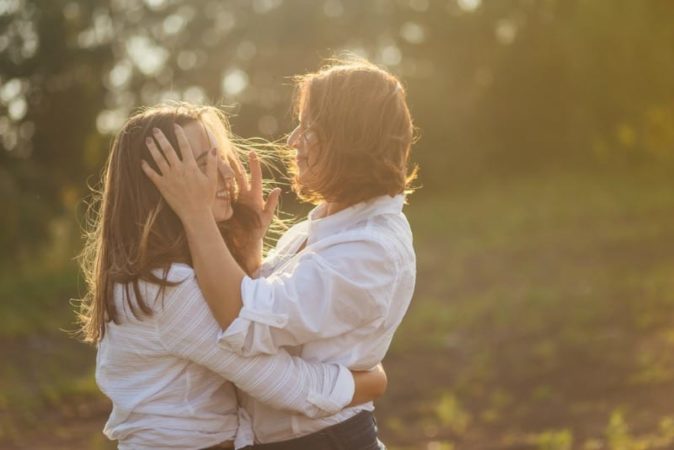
[{"x1": 305, "y1": 194, "x2": 405, "y2": 244}]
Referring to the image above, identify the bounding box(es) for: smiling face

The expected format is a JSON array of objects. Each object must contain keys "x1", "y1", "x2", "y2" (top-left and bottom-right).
[{"x1": 181, "y1": 119, "x2": 235, "y2": 222}]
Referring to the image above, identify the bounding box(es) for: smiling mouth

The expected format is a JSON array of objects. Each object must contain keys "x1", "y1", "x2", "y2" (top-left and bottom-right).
[{"x1": 216, "y1": 189, "x2": 231, "y2": 201}]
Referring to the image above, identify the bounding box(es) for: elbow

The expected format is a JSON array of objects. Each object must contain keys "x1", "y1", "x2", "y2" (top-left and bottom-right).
[
  {"x1": 350, "y1": 363, "x2": 388, "y2": 407},
  {"x1": 209, "y1": 302, "x2": 241, "y2": 330}
]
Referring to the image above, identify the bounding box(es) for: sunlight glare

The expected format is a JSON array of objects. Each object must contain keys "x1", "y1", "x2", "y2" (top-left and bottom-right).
[
  {"x1": 400, "y1": 22, "x2": 426, "y2": 45},
  {"x1": 0, "y1": 78, "x2": 22, "y2": 102},
  {"x1": 126, "y1": 35, "x2": 169, "y2": 76},
  {"x1": 457, "y1": 0, "x2": 480, "y2": 12},
  {"x1": 381, "y1": 45, "x2": 402, "y2": 66},
  {"x1": 222, "y1": 69, "x2": 249, "y2": 97},
  {"x1": 8, "y1": 97, "x2": 26, "y2": 121}
]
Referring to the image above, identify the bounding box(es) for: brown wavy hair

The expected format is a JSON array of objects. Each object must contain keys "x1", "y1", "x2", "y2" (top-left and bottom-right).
[
  {"x1": 77, "y1": 103, "x2": 259, "y2": 344},
  {"x1": 289, "y1": 57, "x2": 419, "y2": 205}
]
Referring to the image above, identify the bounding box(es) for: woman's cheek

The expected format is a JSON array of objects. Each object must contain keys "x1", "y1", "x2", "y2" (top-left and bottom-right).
[{"x1": 217, "y1": 203, "x2": 234, "y2": 222}]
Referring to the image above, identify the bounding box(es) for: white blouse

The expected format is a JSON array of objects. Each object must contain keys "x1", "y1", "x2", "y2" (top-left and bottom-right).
[
  {"x1": 218, "y1": 194, "x2": 416, "y2": 444},
  {"x1": 96, "y1": 263, "x2": 355, "y2": 450}
]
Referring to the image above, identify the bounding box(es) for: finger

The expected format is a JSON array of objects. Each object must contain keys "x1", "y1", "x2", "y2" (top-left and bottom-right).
[
  {"x1": 173, "y1": 124, "x2": 196, "y2": 165},
  {"x1": 263, "y1": 188, "x2": 282, "y2": 215},
  {"x1": 229, "y1": 153, "x2": 250, "y2": 192},
  {"x1": 141, "y1": 159, "x2": 163, "y2": 186},
  {"x1": 146, "y1": 137, "x2": 170, "y2": 175},
  {"x1": 248, "y1": 151, "x2": 263, "y2": 195},
  {"x1": 152, "y1": 127, "x2": 180, "y2": 167}
]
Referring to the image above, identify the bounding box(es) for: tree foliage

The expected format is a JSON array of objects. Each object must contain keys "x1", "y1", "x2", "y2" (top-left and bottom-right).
[{"x1": 1, "y1": 0, "x2": 673, "y2": 262}]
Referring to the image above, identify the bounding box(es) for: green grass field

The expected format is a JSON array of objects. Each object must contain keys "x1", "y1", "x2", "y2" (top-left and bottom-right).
[{"x1": 3, "y1": 169, "x2": 674, "y2": 450}]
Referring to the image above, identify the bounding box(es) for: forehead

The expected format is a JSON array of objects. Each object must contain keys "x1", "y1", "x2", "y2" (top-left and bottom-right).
[
  {"x1": 181, "y1": 120, "x2": 211, "y2": 155},
  {"x1": 299, "y1": 105, "x2": 313, "y2": 125},
  {"x1": 181, "y1": 119, "x2": 234, "y2": 162},
  {"x1": 297, "y1": 87, "x2": 312, "y2": 121}
]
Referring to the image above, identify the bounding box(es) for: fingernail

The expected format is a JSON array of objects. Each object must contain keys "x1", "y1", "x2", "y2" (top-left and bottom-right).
[{"x1": 153, "y1": 128, "x2": 159, "y2": 134}]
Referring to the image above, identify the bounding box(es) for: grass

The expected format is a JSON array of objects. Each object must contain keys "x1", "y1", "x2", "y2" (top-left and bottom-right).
[
  {"x1": 3, "y1": 169, "x2": 674, "y2": 449},
  {"x1": 378, "y1": 169, "x2": 674, "y2": 449}
]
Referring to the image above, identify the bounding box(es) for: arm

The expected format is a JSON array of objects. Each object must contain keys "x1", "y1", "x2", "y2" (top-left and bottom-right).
[
  {"x1": 142, "y1": 128, "x2": 396, "y2": 355},
  {"x1": 182, "y1": 210, "x2": 247, "y2": 327},
  {"x1": 142, "y1": 127, "x2": 279, "y2": 328},
  {"x1": 158, "y1": 270, "x2": 382, "y2": 417},
  {"x1": 350, "y1": 364, "x2": 388, "y2": 406},
  {"x1": 218, "y1": 236, "x2": 397, "y2": 356}
]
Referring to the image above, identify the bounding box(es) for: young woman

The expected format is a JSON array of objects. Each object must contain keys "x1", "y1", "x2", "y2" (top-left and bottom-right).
[
  {"x1": 79, "y1": 103, "x2": 387, "y2": 450},
  {"x1": 143, "y1": 59, "x2": 417, "y2": 449}
]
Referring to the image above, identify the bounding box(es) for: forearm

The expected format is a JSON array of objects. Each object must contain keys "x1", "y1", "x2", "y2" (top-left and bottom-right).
[
  {"x1": 348, "y1": 364, "x2": 388, "y2": 406},
  {"x1": 160, "y1": 280, "x2": 352, "y2": 418},
  {"x1": 182, "y1": 211, "x2": 245, "y2": 328},
  {"x1": 234, "y1": 356, "x2": 354, "y2": 418}
]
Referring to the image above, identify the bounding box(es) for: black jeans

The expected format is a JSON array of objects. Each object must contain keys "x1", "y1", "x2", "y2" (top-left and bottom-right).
[{"x1": 242, "y1": 411, "x2": 386, "y2": 450}]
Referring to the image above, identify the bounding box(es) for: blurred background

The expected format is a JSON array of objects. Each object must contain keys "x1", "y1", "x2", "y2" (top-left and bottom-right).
[{"x1": 2, "y1": 0, "x2": 674, "y2": 449}]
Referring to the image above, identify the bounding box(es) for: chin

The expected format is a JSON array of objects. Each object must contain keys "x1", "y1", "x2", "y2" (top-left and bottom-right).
[{"x1": 214, "y1": 207, "x2": 234, "y2": 223}]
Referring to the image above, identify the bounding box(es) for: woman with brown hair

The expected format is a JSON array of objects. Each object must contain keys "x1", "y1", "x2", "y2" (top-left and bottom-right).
[
  {"x1": 79, "y1": 103, "x2": 387, "y2": 450},
  {"x1": 143, "y1": 58, "x2": 417, "y2": 449}
]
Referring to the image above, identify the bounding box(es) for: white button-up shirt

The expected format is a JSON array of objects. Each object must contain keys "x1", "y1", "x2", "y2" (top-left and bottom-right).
[
  {"x1": 96, "y1": 263, "x2": 355, "y2": 450},
  {"x1": 219, "y1": 194, "x2": 416, "y2": 443}
]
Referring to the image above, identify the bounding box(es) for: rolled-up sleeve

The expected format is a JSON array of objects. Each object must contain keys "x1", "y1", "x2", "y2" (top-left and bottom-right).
[
  {"x1": 157, "y1": 271, "x2": 355, "y2": 418},
  {"x1": 218, "y1": 236, "x2": 398, "y2": 356}
]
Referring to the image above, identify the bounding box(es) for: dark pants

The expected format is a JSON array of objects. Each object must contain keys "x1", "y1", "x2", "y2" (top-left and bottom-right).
[{"x1": 243, "y1": 411, "x2": 386, "y2": 450}]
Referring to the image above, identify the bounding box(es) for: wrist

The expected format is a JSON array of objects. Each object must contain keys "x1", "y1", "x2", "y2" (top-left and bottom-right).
[
  {"x1": 181, "y1": 209, "x2": 215, "y2": 232},
  {"x1": 241, "y1": 248, "x2": 262, "y2": 275}
]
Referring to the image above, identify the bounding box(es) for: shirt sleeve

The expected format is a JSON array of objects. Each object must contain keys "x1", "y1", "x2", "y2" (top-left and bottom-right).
[
  {"x1": 256, "y1": 254, "x2": 277, "y2": 279},
  {"x1": 156, "y1": 270, "x2": 355, "y2": 418},
  {"x1": 218, "y1": 236, "x2": 398, "y2": 356}
]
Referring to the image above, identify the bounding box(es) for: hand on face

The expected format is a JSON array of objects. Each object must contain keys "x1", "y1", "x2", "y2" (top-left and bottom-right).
[
  {"x1": 228, "y1": 150, "x2": 281, "y2": 243},
  {"x1": 141, "y1": 122, "x2": 234, "y2": 223}
]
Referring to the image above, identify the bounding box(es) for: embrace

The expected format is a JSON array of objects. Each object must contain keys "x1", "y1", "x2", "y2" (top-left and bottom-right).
[{"x1": 79, "y1": 58, "x2": 418, "y2": 450}]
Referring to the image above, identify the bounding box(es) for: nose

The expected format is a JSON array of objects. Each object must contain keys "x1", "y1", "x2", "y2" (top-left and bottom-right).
[
  {"x1": 217, "y1": 159, "x2": 234, "y2": 180},
  {"x1": 287, "y1": 125, "x2": 301, "y2": 148}
]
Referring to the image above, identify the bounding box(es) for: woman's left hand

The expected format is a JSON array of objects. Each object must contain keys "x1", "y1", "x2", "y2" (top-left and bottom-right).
[
  {"x1": 141, "y1": 126, "x2": 218, "y2": 223},
  {"x1": 229, "y1": 151, "x2": 281, "y2": 243}
]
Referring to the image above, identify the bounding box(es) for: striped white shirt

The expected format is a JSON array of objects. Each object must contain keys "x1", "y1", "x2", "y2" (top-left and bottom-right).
[
  {"x1": 96, "y1": 263, "x2": 355, "y2": 450},
  {"x1": 219, "y1": 194, "x2": 416, "y2": 443}
]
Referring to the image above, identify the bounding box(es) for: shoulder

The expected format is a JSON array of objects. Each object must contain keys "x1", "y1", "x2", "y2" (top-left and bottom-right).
[
  {"x1": 317, "y1": 216, "x2": 414, "y2": 271},
  {"x1": 163, "y1": 262, "x2": 196, "y2": 283},
  {"x1": 308, "y1": 230, "x2": 400, "y2": 277},
  {"x1": 152, "y1": 264, "x2": 207, "y2": 315},
  {"x1": 321, "y1": 222, "x2": 405, "y2": 258}
]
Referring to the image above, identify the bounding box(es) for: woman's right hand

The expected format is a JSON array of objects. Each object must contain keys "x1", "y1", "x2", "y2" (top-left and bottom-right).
[
  {"x1": 349, "y1": 363, "x2": 388, "y2": 406},
  {"x1": 142, "y1": 126, "x2": 218, "y2": 223}
]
